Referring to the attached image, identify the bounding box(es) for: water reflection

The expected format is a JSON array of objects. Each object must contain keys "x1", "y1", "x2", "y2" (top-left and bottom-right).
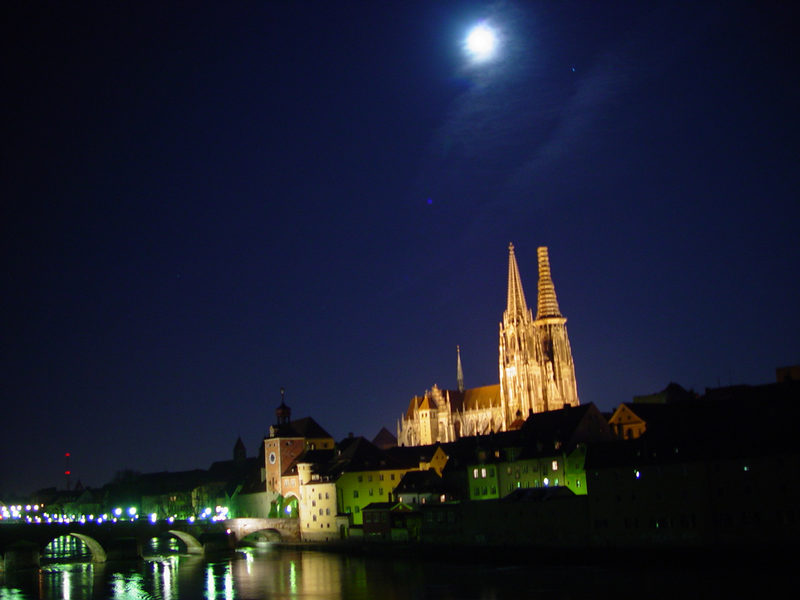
[
  {"x1": 231, "y1": 548, "x2": 346, "y2": 599},
  {"x1": 205, "y1": 562, "x2": 234, "y2": 600},
  {"x1": 41, "y1": 535, "x2": 91, "y2": 563},
  {"x1": 0, "y1": 545, "x2": 776, "y2": 600}
]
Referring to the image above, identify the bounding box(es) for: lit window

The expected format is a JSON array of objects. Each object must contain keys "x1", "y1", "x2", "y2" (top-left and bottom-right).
[
  {"x1": 551, "y1": 460, "x2": 559, "y2": 471},
  {"x1": 473, "y1": 468, "x2": 479, "y2": 479},
  {"x1": 481, "y1": 468, "x2": 487, "y2": 478}
]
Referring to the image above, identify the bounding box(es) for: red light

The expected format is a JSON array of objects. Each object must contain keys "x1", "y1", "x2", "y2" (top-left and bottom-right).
[
  {"x1": 65, "y1": 453, "x2": 70, "y2": 457},
  {"x1": 65, "y1": 470, "x2": 71, "y2": 475}
]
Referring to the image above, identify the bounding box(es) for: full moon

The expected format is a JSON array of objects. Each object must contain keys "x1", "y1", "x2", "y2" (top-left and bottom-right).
[{"x1": 465, "y1": 23, "x2": 498, "y2": 62}]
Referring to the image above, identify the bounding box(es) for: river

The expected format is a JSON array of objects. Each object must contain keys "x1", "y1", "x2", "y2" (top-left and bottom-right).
[{"x1": 0, "y1": 536, "x2": 778, "y2": 599}]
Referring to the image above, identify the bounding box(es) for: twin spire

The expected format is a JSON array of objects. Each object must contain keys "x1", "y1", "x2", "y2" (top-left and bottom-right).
[
  {"x1": 459, "y1": 243, "x2": 563, "y2": 390},
  {"x1": 506, "y1": 243, "x2": 531, "y2": 321},
  {"x1": 535, "y1": 246, "x2": 562, "y2": 319},
  {"x1": 506, "y1": 243, "x2": 562, "y2": 321}
]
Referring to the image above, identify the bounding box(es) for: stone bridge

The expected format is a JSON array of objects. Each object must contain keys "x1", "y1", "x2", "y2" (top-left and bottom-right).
[
  {"x1": 0, "y1": 519, "x2": 228, "y2": 570},
  {"x1": 225, "y1": 517, "x2": 299, "y2": 544},
  {"x1": 0, "y1": 517, "x2": 300, "y2": 570}
]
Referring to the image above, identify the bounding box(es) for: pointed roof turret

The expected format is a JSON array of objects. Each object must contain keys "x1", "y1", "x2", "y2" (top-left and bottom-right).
[
  {"x1": 506, "y1": 243, "x2": 531, "y2": 321},
  {"x1": 233, "y1": 436, "x2": 246, "y2": 461},
  {"x1": 275, "y1": 387, "x2": 291, "y2": 425},
  {"x1": 456, "y1": 345, "x2": 464, "y2": 393},
  {"x1": 536, "y1": 246, "x2": 563, "y2": 319}
]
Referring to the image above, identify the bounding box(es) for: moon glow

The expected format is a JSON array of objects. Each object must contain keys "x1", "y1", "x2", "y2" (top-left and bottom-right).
[{"x1": 465, "y1": 23, "x2": 498, "y2": 62}]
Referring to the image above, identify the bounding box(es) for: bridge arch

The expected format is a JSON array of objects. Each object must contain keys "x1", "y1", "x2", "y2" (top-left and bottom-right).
[
  {"x1": 68, "y1": 533, "x2": 107, "y2": 563},
  {"x1": 239, "y1": 528, "x2": 283, "y2": 545},
  {"x1": 167, "y1": 530, "x2": 203, "y2": 555},
  {"x1": 282, "y1": 494, "x2": 299, "y2": 519},
  {"x1": 225, "y1": 518, "x2": 300, "y2": 544}
]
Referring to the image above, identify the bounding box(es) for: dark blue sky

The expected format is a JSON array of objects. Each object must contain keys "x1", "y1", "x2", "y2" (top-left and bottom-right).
[{"x1": 2, "y1": 1, "x2": 798, "y2": 496}]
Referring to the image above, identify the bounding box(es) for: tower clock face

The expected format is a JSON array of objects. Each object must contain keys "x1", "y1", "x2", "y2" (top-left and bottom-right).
[{"x1": 269, "y1": 452, "x2": 276, "y2": 465}]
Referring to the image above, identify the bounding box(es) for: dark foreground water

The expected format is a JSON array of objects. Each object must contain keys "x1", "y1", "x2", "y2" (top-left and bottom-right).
[{"x1": 0, "y1": 539, "x2": 780, "y2": 600}]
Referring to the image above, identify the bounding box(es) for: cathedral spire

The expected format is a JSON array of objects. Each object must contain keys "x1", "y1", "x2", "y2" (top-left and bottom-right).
[
  {"x1": 456, "y1": 345, "x2": 464, "y2": 392},
  {"x1": 506, "y1": 243, "x2": 530, "y2": 320},
  {"x1": 536, "y1": 246, "x2": 562, "y2": 319}
]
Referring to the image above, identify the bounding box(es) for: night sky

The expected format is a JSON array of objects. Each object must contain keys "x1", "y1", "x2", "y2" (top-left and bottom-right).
[{"x1": 2, "y1": 1, "x2": 798, "y2": 496}]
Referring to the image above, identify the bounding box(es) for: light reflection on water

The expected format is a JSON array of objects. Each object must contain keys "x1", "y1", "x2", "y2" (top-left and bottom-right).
[{"x1": 0, "y1": 545, "x2": 775, "y2": 600}]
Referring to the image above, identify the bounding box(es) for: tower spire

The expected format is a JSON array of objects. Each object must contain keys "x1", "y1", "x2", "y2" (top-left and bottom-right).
[
  {"x1": 536, "y1": 246, "x2": 562, "y2": 319},
  {"x1": 506, "y1": 243, "x2": 530, "y2": 320},
  {"x1": 275, "y1": 387, "x2": 291, "y2": 425},
  {"x1": 456, "y1": 345, "x2": 464, "y2": 392}
]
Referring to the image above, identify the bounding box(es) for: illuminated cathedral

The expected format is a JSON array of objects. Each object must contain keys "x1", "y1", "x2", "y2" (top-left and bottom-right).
[{"x1": 397, "y1": 244, "x2": 580, "y2": 446}]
